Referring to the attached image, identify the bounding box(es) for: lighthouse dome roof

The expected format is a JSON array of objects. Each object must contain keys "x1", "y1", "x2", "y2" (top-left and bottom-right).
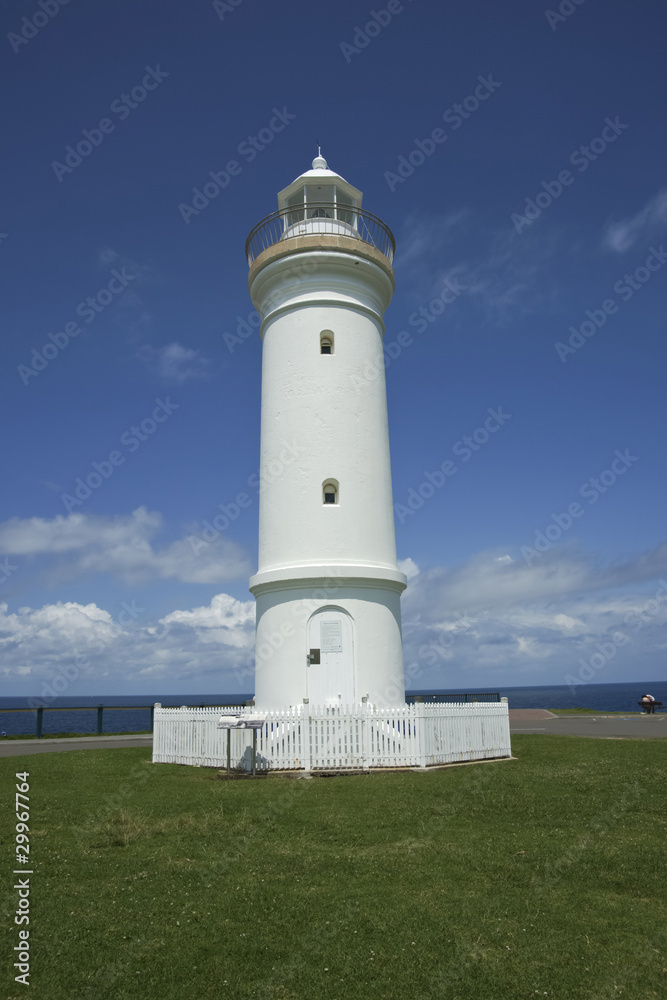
[{"x1": 277, "y1": 154, "x2": 362, "y2": 210}]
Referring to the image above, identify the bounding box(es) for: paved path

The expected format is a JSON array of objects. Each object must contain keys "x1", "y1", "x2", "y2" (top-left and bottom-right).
[
  {"x1": 509, "y1": 708, "x2": 557, "y2": 720},
  {"x1": 0, "y1": 734, "x2": 153, "y2": 757},
  {"x1": 510, "y1": 714, "x2": 667, "y2": 739}
]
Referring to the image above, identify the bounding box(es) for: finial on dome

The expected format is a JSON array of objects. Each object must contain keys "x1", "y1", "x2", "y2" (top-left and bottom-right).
[{"x1": 312, "y1": 144, "x2": 328, "y2": 170}]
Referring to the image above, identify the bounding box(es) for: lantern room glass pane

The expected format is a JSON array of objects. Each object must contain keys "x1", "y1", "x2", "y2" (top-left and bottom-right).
[
  {"x1": 286, "y1": 191, "x2": 305, "y2": 226},
  {"x1": 308, "y1": 183, "x2": 334, "y2": 217},
  {"x1": 335, "y1": 186, "x2": 356, "y2": 226}
]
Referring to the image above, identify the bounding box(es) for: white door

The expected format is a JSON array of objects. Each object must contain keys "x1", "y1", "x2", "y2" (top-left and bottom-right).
[{"x1": 307, "y1": 608, "x2": 355, "y2": 707}]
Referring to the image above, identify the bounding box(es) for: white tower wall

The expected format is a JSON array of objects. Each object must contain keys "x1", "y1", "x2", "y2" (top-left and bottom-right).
[{"x1": 253, "y1": 256, "x2": 398, "y2": 573}]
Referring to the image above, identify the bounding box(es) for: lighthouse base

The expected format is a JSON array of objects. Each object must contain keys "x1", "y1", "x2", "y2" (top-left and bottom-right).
[{"x1": 250, "y1": 571, "x2": 407, "y2": 710}]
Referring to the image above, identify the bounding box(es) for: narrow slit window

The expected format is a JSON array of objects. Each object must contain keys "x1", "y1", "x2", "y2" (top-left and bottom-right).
[
  {"x1": 320, "y1": 330, "x2": 334, "y2": 355},
  {"x1": 323, "y1": 480, "x2": 338, "y2": 505}
]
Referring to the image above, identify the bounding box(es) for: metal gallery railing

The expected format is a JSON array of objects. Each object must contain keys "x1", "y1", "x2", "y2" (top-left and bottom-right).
[{"x1": 245, "y1": 203, "x2": 395, "y2": 265}]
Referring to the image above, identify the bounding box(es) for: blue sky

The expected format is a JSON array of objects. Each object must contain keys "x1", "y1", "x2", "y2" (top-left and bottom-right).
[{"x1": 1, "y1": 0, "x2": 666, "y2": 698}]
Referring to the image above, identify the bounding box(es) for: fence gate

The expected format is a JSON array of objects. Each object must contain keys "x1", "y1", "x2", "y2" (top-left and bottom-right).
[{"x1": 309, "y1": 707, "x2": 365, "y2": 768}]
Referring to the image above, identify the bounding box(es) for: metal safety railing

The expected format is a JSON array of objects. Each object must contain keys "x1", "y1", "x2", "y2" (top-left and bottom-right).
[
  {"x1": 0, "y1": 702, "x2": 256, "y2": 739},
  {"x1": 245, "y1": 203, "x2": 395, "y2": 265},
  {"x1": 0, "y1": 705, "x2": 157, "y2": 739},
  {"x1": 405, "y1": 692, "x2": 501, "y2": 704}
]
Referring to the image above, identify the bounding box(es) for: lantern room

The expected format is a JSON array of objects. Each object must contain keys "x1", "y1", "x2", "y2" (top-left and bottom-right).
[{"x1": 276, "y1": 153, "x2": 363, "y2": 238}]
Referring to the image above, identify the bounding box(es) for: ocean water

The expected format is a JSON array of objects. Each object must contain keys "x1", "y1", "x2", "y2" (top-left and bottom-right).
[
  {"x1": 411, "y1": 681, "x2": 666, "y2": 712},
  {"x1": 1, "y1": 681, "x2": 664, "y2": 738},
  {"x1": 498, "y1": 680, "x2": 667, "y2": 712}
]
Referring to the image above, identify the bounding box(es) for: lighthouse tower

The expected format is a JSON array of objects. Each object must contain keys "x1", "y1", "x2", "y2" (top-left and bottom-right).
[{"x1": 246, "y1": 155, "x2": 407, "y2": 710}]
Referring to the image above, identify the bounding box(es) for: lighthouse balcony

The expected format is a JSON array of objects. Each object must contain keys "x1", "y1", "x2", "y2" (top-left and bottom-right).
[{"x1": 245, "y1": 203, "x2": 395, "y2": 266}]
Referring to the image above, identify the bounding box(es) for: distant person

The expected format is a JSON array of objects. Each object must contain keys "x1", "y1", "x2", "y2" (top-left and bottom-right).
[{"x1": 641, "y1": 694, "x2": 656, "y2": 714}]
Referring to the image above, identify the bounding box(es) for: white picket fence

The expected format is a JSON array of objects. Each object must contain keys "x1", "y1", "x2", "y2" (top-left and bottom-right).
[{"x1": 152, "y1": 701, "x2": 511, "y2": 771}]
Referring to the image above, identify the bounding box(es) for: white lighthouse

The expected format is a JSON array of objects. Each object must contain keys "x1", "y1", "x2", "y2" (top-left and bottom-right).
[
  {"x1": 246, "y1": 154, "x2": 407, "y2": 711},
  {"x1": 152, "y1": 157, "x2": 512, "y2": 770}
]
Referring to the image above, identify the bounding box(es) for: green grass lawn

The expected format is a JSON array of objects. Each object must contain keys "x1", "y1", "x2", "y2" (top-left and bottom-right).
[{"x1": 2, "y1": 737, "x2": 666, "y2": 999}]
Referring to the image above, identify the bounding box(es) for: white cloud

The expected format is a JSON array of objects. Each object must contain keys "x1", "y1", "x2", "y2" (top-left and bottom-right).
[
  {"x1": 401, "y1": 543, "x2": 667, "y2": 687},
  {"x1": 3, "y1": 528, "x2": 666, "y2": 697},
  {"x1": 0, "y1": 592, "x2": 256, "y2": 696},
  {"x1": 137, "y1": 342, "x2": 211, "y2": 383},
  {"x1": 603, "y1": 188, "x2": 667, "y2": 252},
  {"x1": 397, "y1": 557, "x2": 419, "y2": 580},
  {"x1": 0, "y1": 508, "x2": 251, "y2": 585},
  {"x1": 0, "y1": 507, "x2": 159, "y2": 555},
  {"x1": 161, "y1": 593, "x2": 255, "y2": 647},
  {"x1": 403, "y1": 541, "x2": 667, "y2": 619},
  {"x1": 0, "y1": 601, "x2": 120, "y2": 653}
]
